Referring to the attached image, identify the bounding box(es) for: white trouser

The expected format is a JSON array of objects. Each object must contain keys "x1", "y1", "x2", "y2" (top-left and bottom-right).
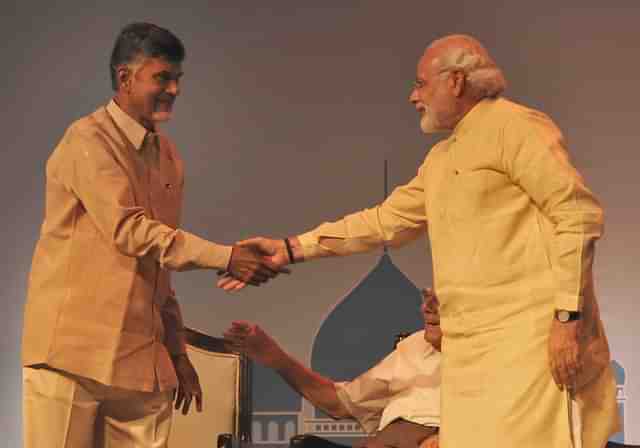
[{"x1": 23, "y1": 366, "x2": 173, "y2": 448}]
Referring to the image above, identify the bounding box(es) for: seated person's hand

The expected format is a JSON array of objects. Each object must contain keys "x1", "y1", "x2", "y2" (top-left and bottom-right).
[
  {"x1": 421, "y1": 288, "x2": 442, "y2": 351},
  {"x1": 223, "y1": 321, "x2": 286, "y2": 369}
]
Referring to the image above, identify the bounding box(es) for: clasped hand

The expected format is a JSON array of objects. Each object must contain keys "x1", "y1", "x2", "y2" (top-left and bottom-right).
[{"x1": 220, "y1": 237, "x2": 290, "y2": 291}]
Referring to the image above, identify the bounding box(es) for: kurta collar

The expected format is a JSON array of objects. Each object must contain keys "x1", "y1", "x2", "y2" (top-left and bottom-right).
[
  {"x1": 452, "y1": 97, "x2": 500, "y2": 138},
  {"x1": 106, "y1": 99, "x2": 151, "y2": 151}
]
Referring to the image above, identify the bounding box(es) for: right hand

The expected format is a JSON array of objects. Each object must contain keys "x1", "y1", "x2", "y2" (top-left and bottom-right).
[
  {"x1": 239, "y1": 237, "x2": 290, "y2": 266},
  {"x1": 223, "y1": 321, "x2": 284, "y2": 368},
  {"x1": 225, "y1": 245, "x2": 283, "y2": 286},
  {"x1": 219, "y1": 237, "x2": 292, "y2": 291}
]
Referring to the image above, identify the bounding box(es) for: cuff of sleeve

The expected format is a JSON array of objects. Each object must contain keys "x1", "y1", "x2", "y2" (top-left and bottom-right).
[
  {"x1": 334, "y1": 381, "x2": 354, "y2": 411},
  {"x1": 554, "y1": 294, "x2": 582, "y2": 312},
  {"x1": 298, "y1": 230, "x2": 349, "y2": 260},
  {"x1": 334, "y1": 382, "x2": 378, "y2": 434},
  {"x1": 210, "y1": 243, "x2": 233, "y2": 271},
  {"x1": 297, "y1": 231, "x2": 323, "y2": 260},
  {"x1": 184, "y1": 232, "x2": 233, "y2": 270}
]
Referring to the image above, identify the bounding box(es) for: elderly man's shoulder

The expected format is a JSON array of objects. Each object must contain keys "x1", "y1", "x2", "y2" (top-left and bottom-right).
[
  {"x1": 422, "y1": 139, "x2": 451, "y2": 168},
  {"x1": 396, "y1": 330, "x2": 437, "y2": 355}
]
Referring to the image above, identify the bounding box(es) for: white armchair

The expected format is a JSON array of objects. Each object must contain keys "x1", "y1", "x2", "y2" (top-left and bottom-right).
[{"x1": 168, "y1": 328, "x2": 252, "y2": 447}]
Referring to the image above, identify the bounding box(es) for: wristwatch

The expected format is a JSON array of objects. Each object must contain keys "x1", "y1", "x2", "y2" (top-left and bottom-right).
[{"x1": 555, "y1": 309, "x2": 581, "y2": 323}]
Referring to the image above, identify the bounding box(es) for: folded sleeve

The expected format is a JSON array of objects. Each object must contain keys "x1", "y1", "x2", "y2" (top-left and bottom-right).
[
  {"x1": 51, "y1": 125, "x2": 232, "y2": 271},
  {"x1": 334, "y1": 351, "x2": 396, "y2": 434},
  {"x1": 502, "y1": 113, "x2": 603, "y2": 311}
]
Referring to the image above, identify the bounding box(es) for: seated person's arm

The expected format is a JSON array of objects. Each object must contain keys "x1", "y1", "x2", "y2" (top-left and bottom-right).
[{"x1": 224, "y1": 321, "x2": 351, "y2": 419}]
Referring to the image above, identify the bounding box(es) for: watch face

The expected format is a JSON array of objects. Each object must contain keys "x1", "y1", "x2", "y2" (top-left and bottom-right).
[{"x1": 556, "y1": 310, "x2": 570, "y2": 322}]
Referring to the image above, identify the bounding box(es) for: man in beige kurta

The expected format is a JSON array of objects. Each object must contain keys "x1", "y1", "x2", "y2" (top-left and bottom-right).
[
  {"x1": 219, "y1": 35, "x2": 620, "y2": 448},
  {"x1": 23, "y1": 22, "x2": 278, "y2": 448}
]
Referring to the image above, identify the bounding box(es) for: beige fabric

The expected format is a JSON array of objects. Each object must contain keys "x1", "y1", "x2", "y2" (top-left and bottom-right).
[
  {"x1": 298, "y1": 98, "x2": 619, "y2": 447},
  {"x1": 335, "y1": 330, "x2": 440, "y2": 434},
  {"x1": 168, "y1": 346, "x2": 242, "y2": 447},
  {"x1": 22, "y1": 100, "x2": 232, "y2": 392},
  {"x1": 23, "y1": 366, "x2": 173, "y2": 448}
]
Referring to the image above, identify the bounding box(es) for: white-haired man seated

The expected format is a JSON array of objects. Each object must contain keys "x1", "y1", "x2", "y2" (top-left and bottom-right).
[{"x1": 225, "y1": 289, "x2": 442, "y2": 448}]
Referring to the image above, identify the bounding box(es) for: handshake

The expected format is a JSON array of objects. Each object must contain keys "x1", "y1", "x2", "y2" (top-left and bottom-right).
[{"x1": 219, "y1": 237, "x2": 302, "y2": 291}]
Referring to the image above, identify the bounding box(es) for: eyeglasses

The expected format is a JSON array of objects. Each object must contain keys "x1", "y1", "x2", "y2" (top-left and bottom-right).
[{"x1": 412, "y1": 68, "x2": 461, "y2": 91}]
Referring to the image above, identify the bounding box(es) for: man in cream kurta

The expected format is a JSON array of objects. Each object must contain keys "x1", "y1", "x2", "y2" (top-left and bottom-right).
[{"x1": 220, "y1": 35, "x2": 620, "y2": 448}]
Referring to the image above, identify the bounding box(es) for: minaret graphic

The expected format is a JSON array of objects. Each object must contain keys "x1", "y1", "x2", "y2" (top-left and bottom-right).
[{"x1": 611, "y1": 360, "x2": 627, "y2": 443}]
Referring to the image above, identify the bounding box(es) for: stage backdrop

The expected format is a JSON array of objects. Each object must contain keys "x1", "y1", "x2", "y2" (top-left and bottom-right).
[{"x1": 1, "y1": 2, "x2": 638, "y2": 447}]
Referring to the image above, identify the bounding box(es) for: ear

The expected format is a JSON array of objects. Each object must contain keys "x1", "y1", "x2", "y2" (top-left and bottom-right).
[
  {"x1": 449, "y1": 70, "x2": 466, "y2": 98},
  {"x1": 116, "y1": 65, "x2": 131, "y2": 92}
]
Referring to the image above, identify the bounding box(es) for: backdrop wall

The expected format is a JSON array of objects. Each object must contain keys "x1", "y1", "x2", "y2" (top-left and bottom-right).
[{"x1": 1, "y1": 2, "x2": 638, "y2": 447}]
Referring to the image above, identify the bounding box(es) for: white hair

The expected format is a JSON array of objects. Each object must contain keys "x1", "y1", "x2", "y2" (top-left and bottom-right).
[{"x1": 431, "y1": 37, "x2": 507, "y2": 100}]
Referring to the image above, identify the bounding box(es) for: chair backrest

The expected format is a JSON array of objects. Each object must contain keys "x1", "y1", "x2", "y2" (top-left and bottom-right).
[{"x1": 168, "y1": 328, "x2": 252, "y2": 447}]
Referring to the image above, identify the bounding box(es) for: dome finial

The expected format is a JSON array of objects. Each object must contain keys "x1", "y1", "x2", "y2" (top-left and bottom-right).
[{"x1": 383, "y1": 159, "x2": 389, "y2": 253}]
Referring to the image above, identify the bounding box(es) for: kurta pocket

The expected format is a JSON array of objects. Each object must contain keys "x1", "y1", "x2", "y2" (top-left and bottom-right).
[{"x1": 447, "y1": 169, "x2": 489, "y2": 221}]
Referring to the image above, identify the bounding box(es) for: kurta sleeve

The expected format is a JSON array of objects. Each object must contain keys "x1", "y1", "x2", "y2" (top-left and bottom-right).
[
  {"x1": 502, "y1": 113, "x2": 603, "y2": 311},
  {"x1": 335, "y1": 351, "x2": 396, "y2": 434},
  {"x1": 51, "y1": 125, "x2": 232, "y2": 271},
  {"x1": 298, "y1": 161, "x2": 429, "y2": 260}
]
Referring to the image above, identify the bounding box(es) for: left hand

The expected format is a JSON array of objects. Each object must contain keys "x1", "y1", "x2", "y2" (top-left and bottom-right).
[
  {"x1": 548, "y1": 318, "x2": 582, "y2": 391},
  {"x1": 172, "y1": 354, "x2": 203, "y2": 414}
]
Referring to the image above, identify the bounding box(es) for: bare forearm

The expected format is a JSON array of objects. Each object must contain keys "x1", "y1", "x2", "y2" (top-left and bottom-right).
[
  {"x1": 161, "y1": 293, "x2": 187, "y2": 356},
  {"x1": 270, "y1": 348, "x2": 350, "y2": 419},
  {"x1": 226, "y1": 320, "x2": 348, "y2": 415}
]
